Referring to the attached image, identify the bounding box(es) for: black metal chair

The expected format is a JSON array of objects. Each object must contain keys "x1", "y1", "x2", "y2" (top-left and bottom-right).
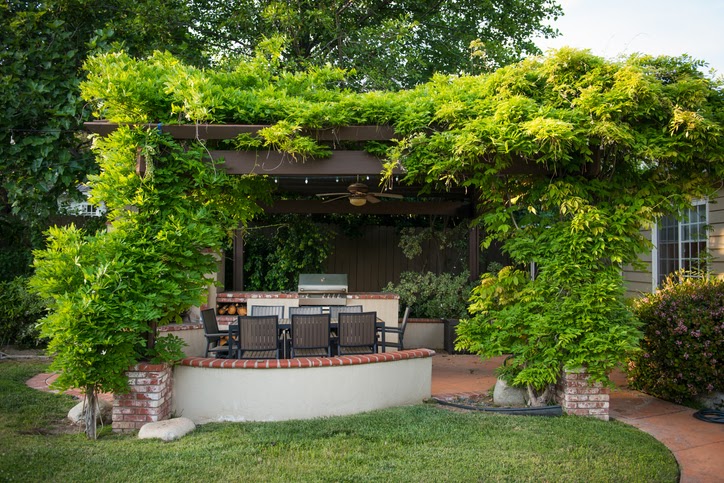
[
  {"x1": 337, "y1": 311, "x2": 378, "y2": 355},
  {"x1": 201, "y1": 308, "x2": 229, "y2": 358},
  {"x1": 289, "y1": 306, "x2": 324, "y2": 317},
  {"x1": 230, "y1": 315, "x2": 282, "y2": 359},
  {"x1": 290, "y1": 314, "x2": 332, "y2": 357},
  {"x1": 382, "y1": 306, "x2": 411, "y2": 351},
  {"x1": 329, "y1": 304, "x2": 363, "y2": 320}
]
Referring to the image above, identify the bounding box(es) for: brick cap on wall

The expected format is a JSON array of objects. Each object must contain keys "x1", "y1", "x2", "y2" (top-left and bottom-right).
[{"x1": 180, "y1": 348, "x2": 436, "y2": 369}]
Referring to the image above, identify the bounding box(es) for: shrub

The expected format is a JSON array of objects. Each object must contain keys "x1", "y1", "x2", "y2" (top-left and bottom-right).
[
  {"x1": 0, "y1": 276, "x2": 47, "y2": 348},
  {"x1": 629, "y1": 273, "x2": 723, "y2": 404},
  {"x1": 383, "y1": 270, "x2": 473, "y2": 319}
]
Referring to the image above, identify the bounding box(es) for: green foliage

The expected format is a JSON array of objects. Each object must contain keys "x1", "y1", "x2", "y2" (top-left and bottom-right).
[
  {"x1": 0, "y1": 214, "x2": 34, "y2": 281},
  {"x1": 0, "y1": 277, "x2": 47, "y2": 348},
  {"x1": 30, "y1": 127, "x2": 270, "y2": 401},
  {"x1": 629, "y1": 273, "x2": 723, "y2": 405},
  {"x1": 456, "y1": 187, "x2": 644, "y2": 391},
  {"x1": 244, "y1": 216, "x2": 332, "y2": 291},
  {"x1": 379, "y1": 49, "x2": 723, "y2": 394},
  {"x1": 383, "y1": 271, "x2": 473, "y2": 319},
  {"x1": 187, "y1": 1, "x2": 563, "y2": 90},
  {"x1": 0, "y1": 0, "x2": 209, "y2": 225}
]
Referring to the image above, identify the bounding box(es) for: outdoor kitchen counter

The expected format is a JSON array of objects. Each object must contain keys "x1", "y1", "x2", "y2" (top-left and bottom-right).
[
  {"x1": 217, "y1": 292, "x2": 399, "y2": 302},
  {"x1": 215, "y1": 292, "x2": 400, "y2": 339}
]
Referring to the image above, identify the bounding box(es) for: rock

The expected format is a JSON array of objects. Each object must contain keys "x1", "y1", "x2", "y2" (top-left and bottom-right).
[
  {"x1": 68, "y1": 398, "x2": 113, "y2": 426},
  {"x1": 138, "y1": 417, "x2": 196, "y2": 442},
  {"x1": 493, "y1": 378, "x2": 527, "y2": 406},
  {"x1": 699, "y1": 392, "x2": 724, "y2": 410}
]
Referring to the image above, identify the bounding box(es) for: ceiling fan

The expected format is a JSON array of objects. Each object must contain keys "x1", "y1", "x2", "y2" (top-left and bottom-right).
[{"x1": 316, "y1": 182, "x2": 403, "y2": 206}]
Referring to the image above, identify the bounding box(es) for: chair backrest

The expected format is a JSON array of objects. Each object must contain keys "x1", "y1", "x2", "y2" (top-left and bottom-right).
[
  {"x1": 329, "y1": 304, "x2": 363, "y2": 320},
  {"x1": 289, "y1": 306, "x2": 323, "y2": 317},
  {"x1": 250, "y1": 305, "x2": 285, "y2": 319},
  {"x1": 291, "y1": 314, "x2": 331, "y2": 350},
  {"x1": 201, "y1": 308, "x2": 220, "y2": 334},
  {"x1": 235, "y1": 315, "x2": 279, "y2": 351},
  {"x1": 338, "y1": 311, "x2": 376, "y2": 347}
]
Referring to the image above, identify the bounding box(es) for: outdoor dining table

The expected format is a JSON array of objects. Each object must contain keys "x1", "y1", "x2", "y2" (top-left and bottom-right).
[{"x1": 226, "y1": 318, "x2": 387, "y2": 358}]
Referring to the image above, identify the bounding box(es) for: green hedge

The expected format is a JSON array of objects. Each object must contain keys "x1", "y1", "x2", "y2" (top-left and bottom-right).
[
  {"x1": 630, "y1": 274, "x2": 723, "y2": 404},
  {"x1": 0, "y1": 277, "x2": 47, "y2": 348}
]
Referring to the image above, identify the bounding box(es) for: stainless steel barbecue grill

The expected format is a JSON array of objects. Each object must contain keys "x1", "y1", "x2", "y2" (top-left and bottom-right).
[{"x1": 297, "y1": 274, "x2": 348, "y2": 306}]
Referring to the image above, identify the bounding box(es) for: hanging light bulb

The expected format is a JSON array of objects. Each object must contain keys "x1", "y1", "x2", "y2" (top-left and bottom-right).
[{"x1": 305, "y1": 178, "x2": 308, "y2": 184}]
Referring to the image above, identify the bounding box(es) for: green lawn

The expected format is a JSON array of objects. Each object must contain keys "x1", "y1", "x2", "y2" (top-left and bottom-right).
[{"x1": 0, "y1": 361, "x2": 678, "y2": 482}]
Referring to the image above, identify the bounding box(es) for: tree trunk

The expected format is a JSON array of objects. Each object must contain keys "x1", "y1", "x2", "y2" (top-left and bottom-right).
[
  {"x1": 84, "y1": 386, "x2": 98, "y2": 440},
  {"x1": 526, "y1": 384, "x2": 552, "y2": 407}
]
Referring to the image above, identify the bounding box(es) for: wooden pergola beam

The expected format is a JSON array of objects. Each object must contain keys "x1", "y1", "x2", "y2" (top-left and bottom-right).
[
  {"x1": 210, "y1": 150, "x2": 403, "y2": 176},
  {"x1": 84, "y1": 121, "x2": 397, "y2": 141},
  {"x1": 263, "y1": 199, "x2": 472, "y2": 216}
]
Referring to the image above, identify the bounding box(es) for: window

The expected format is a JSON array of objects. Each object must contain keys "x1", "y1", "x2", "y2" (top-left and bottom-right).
[{"x1": 655, "y1": 201, "x2": 708, "y2": 286}]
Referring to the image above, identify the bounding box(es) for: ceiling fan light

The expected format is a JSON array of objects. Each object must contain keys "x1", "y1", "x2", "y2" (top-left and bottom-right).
[{"x1": 349, "y1": 197, "x2": 367, "y2": 207}]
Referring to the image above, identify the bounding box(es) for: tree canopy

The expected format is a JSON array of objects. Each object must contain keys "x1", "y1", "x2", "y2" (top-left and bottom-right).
[{"x1": 188, "y1": 0, "x2": 563, "y2": 90}]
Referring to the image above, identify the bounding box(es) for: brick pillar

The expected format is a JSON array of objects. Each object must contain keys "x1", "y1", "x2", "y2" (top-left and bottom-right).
[
  {"x1": 556, "y1": 368, "x2": 610, "y2": 421},
  {"x1": 112, "y1": 363, "x2": 173, "y2": 433}
]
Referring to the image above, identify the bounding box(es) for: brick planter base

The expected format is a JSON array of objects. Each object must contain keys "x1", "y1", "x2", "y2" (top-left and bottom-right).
[
  {"x1": 112, "y1": 363, "x2": 172, "y2": 433},
  {"x1": 556, "y1": 368, "x2": 610, "y2": 421}
]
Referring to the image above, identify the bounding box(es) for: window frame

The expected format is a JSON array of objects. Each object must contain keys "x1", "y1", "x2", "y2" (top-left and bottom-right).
[{"x1": 652, "y1": 199, "x2": 709, "y2": 290}]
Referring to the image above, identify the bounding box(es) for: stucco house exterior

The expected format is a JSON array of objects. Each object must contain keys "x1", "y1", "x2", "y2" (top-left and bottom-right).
[{"x1": 624, "y1": 189, "x2": 724, "y2": 296}]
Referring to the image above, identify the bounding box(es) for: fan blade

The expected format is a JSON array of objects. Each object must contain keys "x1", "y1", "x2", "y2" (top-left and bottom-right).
[
  {"x1": 371, "y1": 192, "x2": 404, "y2": 199},
  {"x1": 366, "y1": 194, "x2": 381, "y2": 204},
  {"x1": 316, "y1": 192, "x2": 349, "y2": 197},
  {"x1": 322, "y1": 195, "x2": 350, "y2": 203}
]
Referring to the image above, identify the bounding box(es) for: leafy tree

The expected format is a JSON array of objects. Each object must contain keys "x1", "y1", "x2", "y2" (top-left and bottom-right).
[
  {"x1": 30, "y1": 127, "x2": 270, "y2": 438},
  {"x1": 0, "y1": 0, "x2": 207, "y2": 256},
  {"x1": 188, "y1": 0, "x2": 563, "y2": 90},
  {"x1": 385, "y1": 49, "x2": 724, "y2": 404}
]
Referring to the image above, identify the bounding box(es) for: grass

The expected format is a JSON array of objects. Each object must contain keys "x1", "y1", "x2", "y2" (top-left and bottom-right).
[{"x1": 0, "y1": 361, "x2": 678, "y2": 482}]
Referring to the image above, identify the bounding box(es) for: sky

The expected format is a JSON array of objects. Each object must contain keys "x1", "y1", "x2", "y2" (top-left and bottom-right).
[{"x1": 534, "y1": 0, "x2": 724, "y2": 77}]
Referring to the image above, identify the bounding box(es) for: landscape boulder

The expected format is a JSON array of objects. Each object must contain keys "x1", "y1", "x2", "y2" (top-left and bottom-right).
[
  {"x1": 493, "y1": 378, "x2": 527, "y2": 407},
  {"x1": 138, "y1": 417, "x2": 196, "y2": 442},
  {"x1": 68, "y1": 398, "x2": 113, "y2": 426}
]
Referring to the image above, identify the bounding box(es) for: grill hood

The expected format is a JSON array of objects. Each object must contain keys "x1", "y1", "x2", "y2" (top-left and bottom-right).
[{"x1": 297, "y1": 274, "x2": 348, "y2": 292}]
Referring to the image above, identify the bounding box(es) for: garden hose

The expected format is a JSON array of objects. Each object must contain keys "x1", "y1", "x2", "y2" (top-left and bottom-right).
[{"x1": 693, "y1": 409, "x2": 724, "y2": 424}]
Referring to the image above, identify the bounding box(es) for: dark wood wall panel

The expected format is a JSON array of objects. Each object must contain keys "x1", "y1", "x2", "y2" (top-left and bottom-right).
[{"x1": 323, "y1": 225, "x2": 465, "y2": 292}]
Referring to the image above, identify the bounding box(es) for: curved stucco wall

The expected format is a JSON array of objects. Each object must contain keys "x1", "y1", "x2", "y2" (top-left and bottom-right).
[{"x1": 173, "y1": 350, "x2": 434, "y2": 423}]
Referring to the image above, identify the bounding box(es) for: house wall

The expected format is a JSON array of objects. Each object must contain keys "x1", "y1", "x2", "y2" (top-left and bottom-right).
[{"x1": 623, "y1": 189, "x2": 724, "y2": 296}]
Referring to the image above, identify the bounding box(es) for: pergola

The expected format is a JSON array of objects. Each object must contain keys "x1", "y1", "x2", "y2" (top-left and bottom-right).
[{"x1": 85, "y1": 121, "x2": 499, "y2": 288}]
